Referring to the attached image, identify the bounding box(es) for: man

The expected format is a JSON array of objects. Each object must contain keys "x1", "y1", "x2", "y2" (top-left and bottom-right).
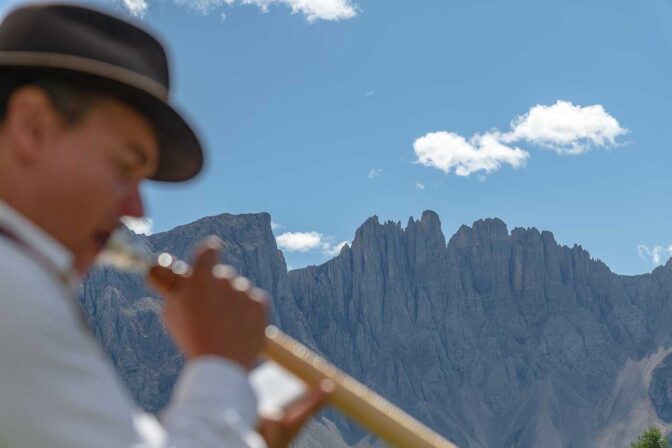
[{"x1": 0, "y1": 4, "x2": 325, "y2": 447}]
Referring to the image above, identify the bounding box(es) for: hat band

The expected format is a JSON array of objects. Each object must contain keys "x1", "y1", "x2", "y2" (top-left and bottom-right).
[{"x1": 0, "y1": 51, "x2": 169, "y2": 101}]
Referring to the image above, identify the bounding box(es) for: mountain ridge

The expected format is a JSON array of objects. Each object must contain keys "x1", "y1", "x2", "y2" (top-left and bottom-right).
[{"x1": 79, "y1": 210, "x2": 672, "y2": 447}]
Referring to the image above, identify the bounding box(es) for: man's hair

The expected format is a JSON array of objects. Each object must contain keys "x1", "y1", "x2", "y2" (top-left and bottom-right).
[{"x1": 0, "y1": 72, "x2": 105, "y2": 125}]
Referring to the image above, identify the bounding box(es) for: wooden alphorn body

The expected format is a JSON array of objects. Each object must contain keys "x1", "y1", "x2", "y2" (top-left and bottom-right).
[{"x1": 263, "y1": 326, "x2": 458, "y2": 448}]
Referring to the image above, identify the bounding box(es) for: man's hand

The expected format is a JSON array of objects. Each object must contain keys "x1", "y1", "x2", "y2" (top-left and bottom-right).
[
  {"x1": 147, "y1": 237, "x2": 268, "y2": 370},
  {"x1": 258, "y1": 380, "x2": 335, "y2": 448}
]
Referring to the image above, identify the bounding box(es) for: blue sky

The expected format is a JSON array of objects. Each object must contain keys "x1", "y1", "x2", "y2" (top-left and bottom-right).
[{"x1": 11, "y1": 0, "x2": 672, "y2": 274}]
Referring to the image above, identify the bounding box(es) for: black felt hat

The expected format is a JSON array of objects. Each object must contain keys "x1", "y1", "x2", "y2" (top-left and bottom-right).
[{"x1": 0, "y1": 3, "x2": 203, "y2": 182}]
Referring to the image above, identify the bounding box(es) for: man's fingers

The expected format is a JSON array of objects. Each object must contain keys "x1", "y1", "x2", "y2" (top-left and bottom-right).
[
  {"x1": 257, "y1": 381, "x2": 333, "y2": 448},
  {"x1": 280, "y1": 380, "x2": 334, "y2": 435},
  {"x1": 147, "y1": 234, "x2": 222, "y2": 295},
  {"x1": 191, "y1": 237, "x2": 222, "y2": 284},
  {"x1": 147, "y1": 264, "x2": 186, "y2": 294}
]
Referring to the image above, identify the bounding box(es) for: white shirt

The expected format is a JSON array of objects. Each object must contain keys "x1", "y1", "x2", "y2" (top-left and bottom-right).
[{"x1": 0, "y1": 200, "x2": 266, "y2": 448}]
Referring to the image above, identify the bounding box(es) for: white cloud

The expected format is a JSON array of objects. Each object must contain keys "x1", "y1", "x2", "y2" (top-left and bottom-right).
[
  {"x1": 123, "y1": 0, "x2": 148, "y2": 16},
  {"x1": 637, "y1": 244, "x2": 672, "y2": 267},
  {"x1": 323, "y1": 240, "x2": 348, "y2": 257},
  {"x1": 414, "y1": 100, "x2": 626, "y2": 178},
  {"x1": 368, "y1": 168, "x2": 382, "y2": 179},
  {"x1": 271, "y1": 221, "x2": 282, "y2": 230},
  {"x1": 502, "y1": 100, "x2": 627, "y2": 155},
  {"x1": 276, "y1": 231, "x2": 323, "y2": 252},
  {"x1": 121, "y1": 217, "x2": 154, "y2": 235},
  {"x1": 413, "y1": 131, "x2": 529, "y2": 177},
  {"x1": 173, "y1": 0, "x2": 231, "y2": 14},
  {"x1": 240, "y1": 0, "x2": 358, "y2": 22},
  {"x1": 130, "y1": 0, "x2": 358, "y2": 21},
  {"x1": 276, "y1": 231, "x2": 348, "y2": 257},
  {"x1": 416, "y1": 182, "x2": 425, "y2": 190}
]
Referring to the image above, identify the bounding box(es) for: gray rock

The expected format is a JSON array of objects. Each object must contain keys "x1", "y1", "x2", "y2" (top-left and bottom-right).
[{"x1": 79, "y1": 211, "x2": 672, "y2": 447}]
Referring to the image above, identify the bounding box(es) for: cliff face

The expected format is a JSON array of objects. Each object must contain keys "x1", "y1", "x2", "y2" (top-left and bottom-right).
[
  {"x1": 80, "y1": 212, "x2": 309, "y2": 412},
  {"x1": 79, "y1": 211, "x2": 672, "y2": 447}
]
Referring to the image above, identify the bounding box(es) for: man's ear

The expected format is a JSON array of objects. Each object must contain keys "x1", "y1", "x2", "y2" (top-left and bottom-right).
[{"x1": 4, "y1": 85, "x2": 60, "y2": 165}]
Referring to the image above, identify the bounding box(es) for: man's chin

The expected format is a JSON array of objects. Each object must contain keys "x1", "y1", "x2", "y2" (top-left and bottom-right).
[
  {"x1": 73, "y1": 249, "x2": 101, "y2": 276},
  {"x1": 78, "y1": 230, "x2": 114, "y2": 274}
]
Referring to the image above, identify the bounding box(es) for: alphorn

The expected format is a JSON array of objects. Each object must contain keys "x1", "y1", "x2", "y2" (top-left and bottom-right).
[
  {"x1": 99, "y1": 229, "x2": 459, "y2": 448},
  {"x1": 263, "y1": 326, "x2": 457, "y2": 448}
]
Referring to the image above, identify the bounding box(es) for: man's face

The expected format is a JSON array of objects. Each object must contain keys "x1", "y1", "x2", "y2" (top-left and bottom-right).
[{"x1": 31, "y1": 94, "x2": 159, "y2": 273}]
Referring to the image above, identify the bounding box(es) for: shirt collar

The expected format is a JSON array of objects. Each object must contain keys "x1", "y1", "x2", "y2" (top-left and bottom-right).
[{"x1": 0, "y1": 199, "x2": 75, "y2": 277}]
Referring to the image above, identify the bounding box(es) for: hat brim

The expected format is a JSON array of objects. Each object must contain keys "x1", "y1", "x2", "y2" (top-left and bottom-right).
[{"x1": 0, "y1": 58, "x2": 204, "y2": 182}]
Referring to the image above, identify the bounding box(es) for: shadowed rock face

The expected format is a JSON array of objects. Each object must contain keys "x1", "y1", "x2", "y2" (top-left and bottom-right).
[
  {"x1": 650, "y1": 353, "x2": 672, "y2": 422},
  {"x1": 79, "y1": 211, "x2": 672, "y2": 447},
  {"x1": 80, "y1": 212, "x2": 308, "y2": 412}
]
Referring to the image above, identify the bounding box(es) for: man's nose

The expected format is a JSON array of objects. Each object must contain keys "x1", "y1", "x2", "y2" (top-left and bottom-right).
[{"x1": 119, "y1": 186, "x2": 144, "y2": 218}]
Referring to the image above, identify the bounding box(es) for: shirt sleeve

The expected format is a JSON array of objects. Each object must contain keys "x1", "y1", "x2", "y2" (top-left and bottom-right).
[
  {"x1": 0, "y1": 248, "x2": 266, "y2": 448},
  {"x1": 161, "y1": 357, "x2": 266, "y2": 448}
]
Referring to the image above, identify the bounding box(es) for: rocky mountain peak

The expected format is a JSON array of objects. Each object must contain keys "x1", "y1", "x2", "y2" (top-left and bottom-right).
[
  {"x1": 150, "y1": 212, "x2": 275, "y2": 260},
  {"x1": 471, "y1": 217, "x2": 509, "y2": 242},
  {"x1": 447, "y1": 224, "x2": 473, "y2": 249},
  {"x1": 80, "y1": 210, "x2": 672, "y2": 448},
  {"x1": 406, "y1": 210, "x2": 443, "y2": 237},
  {"x1": 448, "y1": 218, "x2": 508, "y2": 250}
]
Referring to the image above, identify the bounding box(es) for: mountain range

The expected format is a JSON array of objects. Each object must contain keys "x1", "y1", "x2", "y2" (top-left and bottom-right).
[{"x1": 79, "y1": 211, "x2": 672, "y2": 447}]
